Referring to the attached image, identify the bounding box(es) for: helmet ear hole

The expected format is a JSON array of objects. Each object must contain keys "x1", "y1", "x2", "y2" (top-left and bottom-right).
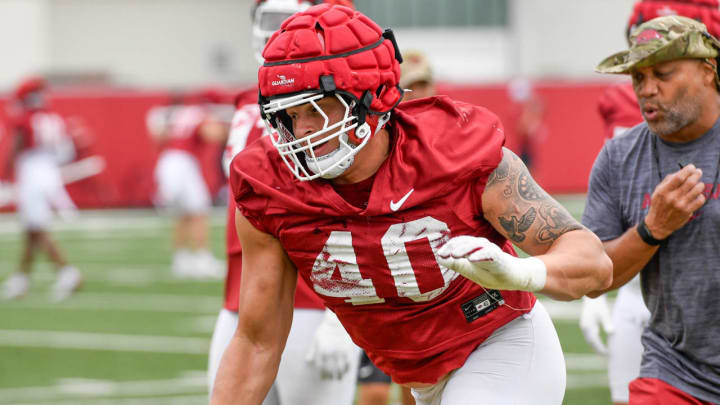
[{"x1": 375, "y1": 84, "x2": 385, "y2": 97}]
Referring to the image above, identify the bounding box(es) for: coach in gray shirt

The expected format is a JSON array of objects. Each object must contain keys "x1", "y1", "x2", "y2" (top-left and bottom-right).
[{"x1": 585, "y1": 15, "x2": 720, "y2": 404}]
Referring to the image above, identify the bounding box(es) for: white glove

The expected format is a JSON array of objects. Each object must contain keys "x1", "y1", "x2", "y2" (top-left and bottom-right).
[
  {"x1": 579, "y1": 295, "x2": 614, "y2": 355},
  {"x1": 437, "y1": 236, "x2": 546, "y2": 292},
  {"x1": 305, "y1": 309, "x2": 356, "y2": 380}
]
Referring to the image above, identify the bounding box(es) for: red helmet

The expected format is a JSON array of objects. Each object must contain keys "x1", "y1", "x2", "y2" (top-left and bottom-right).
[
  {"x1": 13, "y1": 76, "x2": 46, "y2": 101},
  {"x1": 627, "y1": 0, "x2": 720, "y2": 37},
  {"x1": 257, "y1": 3, "x2": 403, "y2": 181},
  {"x1": 251, "y1": 0, "x2": 354, "y2": 63},
  {"x1": 12, "y1": 76, "x2": 48, "y2": 111}
]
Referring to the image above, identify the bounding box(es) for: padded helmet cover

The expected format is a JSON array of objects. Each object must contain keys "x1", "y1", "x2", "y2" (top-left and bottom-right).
[
  {"x1": 258, "y1": 4, "x2": 402, "y2": 115},
  {"x1": 628, "y1": 0, "x2": 720, "y2": 37}
]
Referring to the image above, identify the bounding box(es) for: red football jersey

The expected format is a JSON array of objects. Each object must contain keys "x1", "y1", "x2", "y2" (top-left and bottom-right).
[
  {"x1": 12, "y1": 110, "x2": 69, "y2": 154},
  {"x1": 230, "y1": 96, "x2": 536, "y2": 384},
  {"x1": 223, "y1": 88, "x2": 324, "y2": 312},
  {"x1": 597, "y1": 82, "x2": 642, "y2": 138},
  {"x1": 164, "y1": 105, "x2": 208, "y2": 155}
]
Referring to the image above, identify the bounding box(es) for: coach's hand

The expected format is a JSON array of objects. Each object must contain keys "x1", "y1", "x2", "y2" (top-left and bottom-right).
[
  {"x1": 305, "y1": 309, "x2": 356, "y2": 380},
  {"x1": 437, "y1": 236, "x2": 546, "y2": 292},
  {"x1": 646, "y1": 164, "x2": 705, "y2": 239}
]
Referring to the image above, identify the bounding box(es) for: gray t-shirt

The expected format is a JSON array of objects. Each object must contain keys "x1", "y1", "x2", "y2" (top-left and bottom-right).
[{"x1": 583, "y1": 119, "x2": 720, "y2": 402}]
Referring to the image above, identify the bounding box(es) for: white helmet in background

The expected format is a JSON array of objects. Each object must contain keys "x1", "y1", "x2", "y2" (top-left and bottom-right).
[
  {"x1": 251, "y1": 0, "x2": 355, "y2": 64},
  {"x1": 251, "y1": 0, "x2": 312, "y2": 64}
]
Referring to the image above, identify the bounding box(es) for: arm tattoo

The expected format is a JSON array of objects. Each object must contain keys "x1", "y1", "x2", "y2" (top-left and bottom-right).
[
  {"x1": 535, "y1": 203, "x2": 584, "y2": 243},
  {"x1": 490, "y1": 148, "x2": 583, "y2": 245},
  {"x1": 518, "y1": 173, "x2": 543, "y2": 201},
  {"x1": 499, "y1": 207, "x2": 537, "y2": 243},
  {"x1": 486, "y1": 155, "x2": 510, "y2": 188}
]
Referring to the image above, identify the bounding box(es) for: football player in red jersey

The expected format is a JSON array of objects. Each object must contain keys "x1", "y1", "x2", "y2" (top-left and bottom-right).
[
  {"x1": 355, "y1": 48, "x2": 436, "y2": 405},
  {"x1": 580, "y1": 2, "x2": 720, "y2": 405},
  {"x1": 0, "y1": 77, "x2": 83, "y2": 301},
  {"x1": 148, "y1": 89, "x2": 231, "y2": 279},
  {"x1": 207, "y1": 1, "x2": 361, "y2": 404},
  {"x1": 211, "y1": 4, "x2": 612, "y2": 405}
]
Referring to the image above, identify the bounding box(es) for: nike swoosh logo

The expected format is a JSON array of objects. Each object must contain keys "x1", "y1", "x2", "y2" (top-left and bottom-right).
[{"x1": 390, "y1": 188, "x2": 414, "y2": 211}]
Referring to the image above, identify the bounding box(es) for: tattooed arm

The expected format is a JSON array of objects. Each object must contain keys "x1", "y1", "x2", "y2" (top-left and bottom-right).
[{"x1": 481, "y1": 148, "x2": 612, "y2": 300}]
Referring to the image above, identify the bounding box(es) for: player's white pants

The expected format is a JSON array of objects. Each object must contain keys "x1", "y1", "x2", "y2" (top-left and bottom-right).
[
  {"x1": 208, "y1": 308, "x2": 359, "y2": 405},
  {"x1": 411, "y1": 301, "x2": 565, "y2": 405},
  {"x1": 16, "y1": 151, "x2": 75, "y2": 230},
  {"x1": 608, "y1": 282, "x2": 650, "y2": 403},
  {"x1": 154, "y1": 150, "x2": 210, "y2": 214}
]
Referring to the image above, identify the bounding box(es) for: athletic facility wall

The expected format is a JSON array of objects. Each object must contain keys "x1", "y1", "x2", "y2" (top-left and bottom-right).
[{"x1": 0, "y1": 81, "x2": 613, "y2": 210}]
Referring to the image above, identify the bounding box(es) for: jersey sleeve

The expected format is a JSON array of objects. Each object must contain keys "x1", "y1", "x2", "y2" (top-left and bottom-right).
[
  {"x1": 582, "y1": 143, "x2": 625, "y2": 240},
  {"x1": 398, "y1": 96, "x2": 505, "y2": 192},
  {"x1": 228, "y1": 145, "x2": 272, "y2": 235},
  {"x1": 467, "y1": 104, "x2": 505, "y2": 186},
  {"x1": 445, "y1": 99, "x2": 505, "y2": 185},
  {"x1": 471, "y1": 114, "x2": 504, "y2": 191}
]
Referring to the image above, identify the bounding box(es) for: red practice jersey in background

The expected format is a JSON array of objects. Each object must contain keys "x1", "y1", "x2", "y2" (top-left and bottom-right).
[
  {"x1": 597, "y1": 82, "x2": 642, "y2": 138},
  {"x1": 164, "y1": 105, "x2": 212, "y2": 156},
  {"x1": 223, "y1": 88, "x2": 323, "y2": 312},
  {"x1": 12, "y1": 109, "x2": 69, "y2": 154},
  {"x1": 230, "y1": 96, "x2": 536, "y2": 384}
]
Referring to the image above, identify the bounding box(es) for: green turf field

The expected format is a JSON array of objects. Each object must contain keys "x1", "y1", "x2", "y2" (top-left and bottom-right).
[{"x1": 0, "y1": 195, "x2": 612, "y2": 405}]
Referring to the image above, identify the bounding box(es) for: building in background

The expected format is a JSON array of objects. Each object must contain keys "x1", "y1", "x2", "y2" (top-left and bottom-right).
[{"x1": 0, "y1": 0, "x2": 635, "y2": 90}]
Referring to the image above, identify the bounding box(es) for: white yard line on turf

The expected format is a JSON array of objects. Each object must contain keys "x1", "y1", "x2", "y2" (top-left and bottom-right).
[
  {"x1": 566, "y1": 372, "x2": 610, "y2": 389},
  {"x1": 0, "y1": 374, "x2": 206, "y2": 404},
  {"x1": 0, "y1": 263, "x2": 224, "y2": 287},
  {"x1": 0, "y1": 208, "x2": 227, "y2": 236},
  {"x1": 7, "y1": 395, "x2": 209, "y2": 405},
  {"x1": 0, "y1": 329, "x2": 209, "y2": 354},
  {"x1": 564, "y1": 353, "x2": 607, "y2": 371},
  {"x1": 0, "y1": 367, "x2": 608, "y2": 404},
  {"x1": 539, "y1": 298, "x2": 583, "y2": 321},
  {"x1": 3, "y1": 293, "x2": 584, "y2": 319},
  {"x1": 1, "y1": 292, "x2": 587, "y2": 320},
  {"x1": 1, "y1": 292, "x2": 221, "y2": 313},
  {"x1": 0, "y1": 328, "x2": 606, "y2": 370}
]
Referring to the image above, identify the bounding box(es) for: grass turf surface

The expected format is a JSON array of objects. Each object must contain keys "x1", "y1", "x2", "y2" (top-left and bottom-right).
[{"x1": 0, "y1": 196, "x2": 612, "y2": 404}]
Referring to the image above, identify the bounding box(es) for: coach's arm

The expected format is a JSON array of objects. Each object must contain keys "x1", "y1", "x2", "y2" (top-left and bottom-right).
[{"x1": 586, "y1": 164, "x2": 705, "y2": 296}]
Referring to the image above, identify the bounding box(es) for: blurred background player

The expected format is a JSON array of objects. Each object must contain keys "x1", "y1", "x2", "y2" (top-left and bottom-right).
[
  {"x1": 506, "y1": 77, "x2": 547, "y2": 173},
  {"x1": 207, "y1": 1, "x2": 360, "y2": 404},
  {"x1": 579, "y1": 2, "x2": 720, "y2": 404},
  {"x1": 146, "y1": 89, "x2": 231, "y2": 279},
  {"x1": 354, "y1": 48, "x2": 435, "y2": 405},
  {"x1": 0, "y1": 77, "x2": 82, "y2": 301}
]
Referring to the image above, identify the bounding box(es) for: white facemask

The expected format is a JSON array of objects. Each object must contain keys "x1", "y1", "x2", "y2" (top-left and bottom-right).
[
  {"x1": 263, "y1": 92, "x2": 391, "y2": 181},
  {"x1": 304, "y1": 133, "x2": 356, "y2": 179}
]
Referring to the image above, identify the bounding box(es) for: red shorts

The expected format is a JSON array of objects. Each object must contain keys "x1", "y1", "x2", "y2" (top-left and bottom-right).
[{"x1": 629, "y1": 378, "x2": 717, "y2": 405}]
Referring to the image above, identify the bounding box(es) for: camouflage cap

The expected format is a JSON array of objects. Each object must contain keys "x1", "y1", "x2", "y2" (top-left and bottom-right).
[
  {"x1": 400, "y1": 50, "x2": 433, "y2": 88},
  {"x1": 596, "y1": 15, "x2": 720, "y2": 74}
]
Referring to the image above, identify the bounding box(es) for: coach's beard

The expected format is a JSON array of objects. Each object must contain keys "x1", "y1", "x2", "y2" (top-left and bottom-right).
[{"x1": 642, "y1": 94, "x2": 702, "y2": 138}]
